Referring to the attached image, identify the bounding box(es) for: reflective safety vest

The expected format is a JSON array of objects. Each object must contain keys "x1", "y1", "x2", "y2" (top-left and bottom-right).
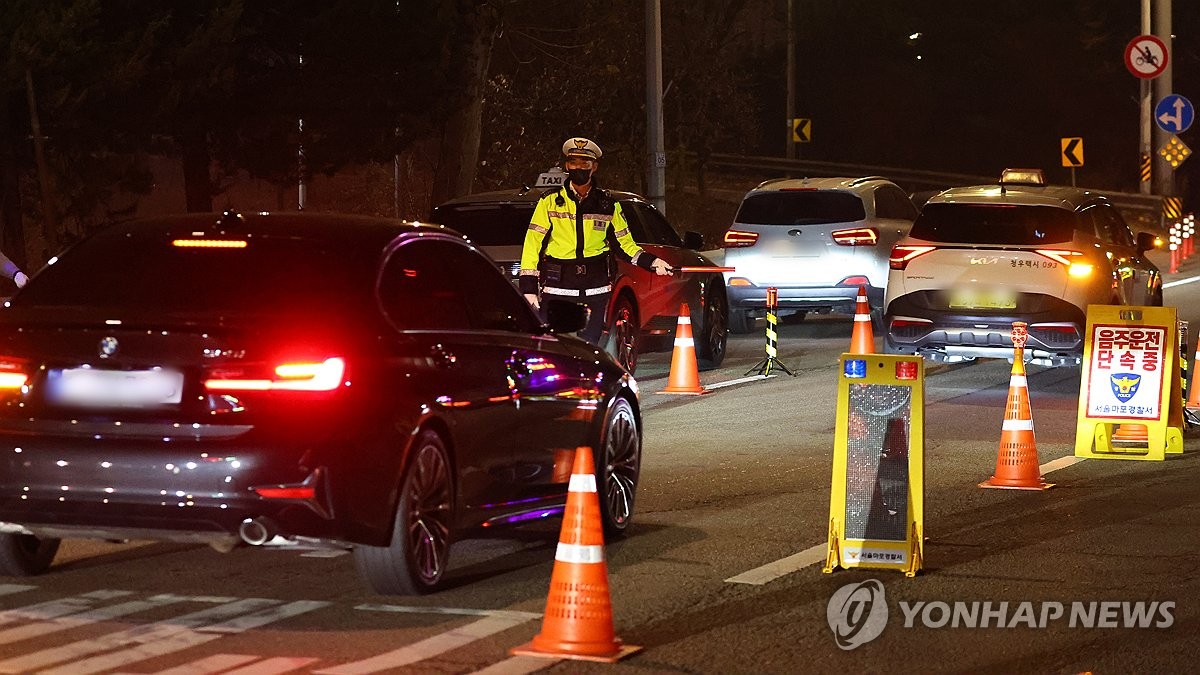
[{"x1": 518, "y1": 184, "x2": 658, "y2": 297}]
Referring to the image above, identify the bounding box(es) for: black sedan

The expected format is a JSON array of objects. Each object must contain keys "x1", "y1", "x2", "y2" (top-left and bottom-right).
[{"x1": 0, "y1": 212, "x2": 642, "y2": 595}]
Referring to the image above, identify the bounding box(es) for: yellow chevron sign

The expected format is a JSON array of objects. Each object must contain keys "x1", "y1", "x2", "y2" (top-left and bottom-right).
[{"x1": 1061, "y1": 137, "x2": 1084, "y2": 167}]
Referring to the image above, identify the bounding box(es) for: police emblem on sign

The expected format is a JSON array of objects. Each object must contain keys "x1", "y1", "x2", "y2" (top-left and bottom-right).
[{"x1": 1109, "y1": 373, "x2": 1142, "y2": 403}]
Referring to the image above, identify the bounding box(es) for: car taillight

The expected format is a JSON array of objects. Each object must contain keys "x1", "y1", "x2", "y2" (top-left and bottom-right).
[
  {"x1": 1035, "y1": 249, "x2": 1093, "y2": 277},
  {"x1": 0, "y1": 357, "x2": 28, "y2": 390},
  {"x1": 889, "y1": 245, "x2": 936, "y2": 270},
  {"x1": 723, "y1": 229, "x2": 759, "y2": 247},
  {"x1": 832, "y1": 227, "x2": 878, "y2": 246},
  {"x1": 204, "y1": 357, "x2": 346, "y2": 392},
  {"x1": 840, "y1": 276, "x2": 871, "y2": 287}
]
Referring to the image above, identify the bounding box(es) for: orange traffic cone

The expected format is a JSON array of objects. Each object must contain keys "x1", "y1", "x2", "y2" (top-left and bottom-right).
[
  {"x1": 1187, "y1": 345, "x2": 1200, "y2": 408},
  {"x1": 980, "y1": 330, "x2": 1054, "y2": 490},
  {"x1": 849, "y1": 285, "x2": 875, "y2": 355},
  {"x1": 1111, "y1": 423, "x2": 1149, "y2": 443},
  {"x1": 658, "y1": 303, "x2": 709, "y2": 395},
  {"x1": 511, "y1": 446, "x2": 641, "y2": 663}
]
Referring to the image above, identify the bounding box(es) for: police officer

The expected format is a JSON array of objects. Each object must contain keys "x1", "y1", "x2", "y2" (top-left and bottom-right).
[{"x1": 519, "y1": 137, "x2": 673, "y2": 346}]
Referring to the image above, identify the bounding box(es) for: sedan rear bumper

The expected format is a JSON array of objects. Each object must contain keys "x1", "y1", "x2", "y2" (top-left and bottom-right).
[{"x1": 727, "y1": 284, "x2": 882, "y2": 314}]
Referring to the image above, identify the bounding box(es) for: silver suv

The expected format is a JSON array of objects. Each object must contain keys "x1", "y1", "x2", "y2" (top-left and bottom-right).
[
  {"x1": 884, "y1": 169, "x2": 1163, "y2": 367},
  {"x1": 722, "y1": 176, "x2": 918, "y2": 332}
]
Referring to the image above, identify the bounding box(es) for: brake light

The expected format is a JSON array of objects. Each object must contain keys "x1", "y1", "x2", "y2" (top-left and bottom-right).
[
  {"x1": 1035, "y1": 249, "x2": 1093, "y2": 277},
  {"x1": 0, "y1": 357, "x2": 28, "y2": 390},
  {"x1": 889, "y1": 245, "x2": 936, "y2": 270},
  {"x1": 253, "y1": 485, "x2": 316, "y2": 499},
  {"x1": 840, "y1": 276, "x2": 870, "y2": 287},
  {"x1": 832, "y1": 227, "x2": 878, "y2": 246},
  {"x1": 204, "y1": 357, "x2": 346, "y2": 392},
  {"x1": 172, "y1": 239, "x2": 248, "y2": 248},
  {"x1": 890, "y1": 318, "x2": 932, "y2": 328},
  {"x1": 723, "y1": 230, "x2": 759, "y2": 247}
]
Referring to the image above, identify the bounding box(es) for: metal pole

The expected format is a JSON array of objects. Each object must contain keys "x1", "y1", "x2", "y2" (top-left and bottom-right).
[
  {"x1": 1152, "y1": 0, "x2": 1174, "y2": 199},
  {"x1": 785, "y1": 0, "x2": 795, "y2": 159},
  {"x1": 645, "y1": 0, "x2": 667, "y2": 214},
  {"x1": 1140, "y1": 0, "x2": 1152, "y2": 195}
]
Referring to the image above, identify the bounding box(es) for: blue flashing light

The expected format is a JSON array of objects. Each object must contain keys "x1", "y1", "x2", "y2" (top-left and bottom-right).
[{"x1": 844, "y1": 359, "x2": 867, "y2": 379}]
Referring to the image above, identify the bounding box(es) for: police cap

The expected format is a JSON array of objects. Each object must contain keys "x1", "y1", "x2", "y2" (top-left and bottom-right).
[{"x1": 562, "y1": 137, "x2": 602, "y2": 161}]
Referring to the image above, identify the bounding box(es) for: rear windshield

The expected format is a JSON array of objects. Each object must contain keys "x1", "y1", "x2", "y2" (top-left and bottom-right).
[
  {"x1": 430, "y1": 203, "x2": 533, "y2": 246},
  {"x1": 735, "y1": 191, "x2": 865, "y2": 225},
  {"x1": 14, "y1": 228, "x2": 377, "y2": 315},
  {"x1": 910, "y1": 203, "x2": 1077, "y2": 245}
]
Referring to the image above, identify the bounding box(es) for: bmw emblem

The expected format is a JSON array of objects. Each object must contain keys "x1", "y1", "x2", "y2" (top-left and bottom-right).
[{"x1": 98, "y1": 337, "x2": 118, "y2": 358}]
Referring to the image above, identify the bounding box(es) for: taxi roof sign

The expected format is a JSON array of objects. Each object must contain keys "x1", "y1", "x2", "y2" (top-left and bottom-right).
[
  {"x1": 535, "y1": 167, "x2": 566, "y2": 188},
  {"x1": 999, "y1": 168, "x2": 1046, "y2": 186}
]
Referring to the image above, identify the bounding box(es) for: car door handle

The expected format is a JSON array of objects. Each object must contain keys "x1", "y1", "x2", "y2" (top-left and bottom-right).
[
  {"x1": 788, "y1": 229, "x2": 802, "y2": 237},
  {"x1": 430, "y1": 345, "x2": 457, "y2": 369}
]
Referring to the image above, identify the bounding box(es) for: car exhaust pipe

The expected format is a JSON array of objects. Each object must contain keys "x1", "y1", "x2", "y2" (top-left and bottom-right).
[{"x1": 238, "y1": 517, "x2": 276, "y2": 546}]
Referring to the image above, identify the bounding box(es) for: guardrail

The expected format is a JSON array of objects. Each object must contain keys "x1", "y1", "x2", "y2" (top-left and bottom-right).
[{"x1": 692, "y1": 153, "x2": 1169, "y2": 231}]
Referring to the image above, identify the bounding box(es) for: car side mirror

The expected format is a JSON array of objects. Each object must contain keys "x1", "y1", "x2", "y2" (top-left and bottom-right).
[
  {"x1": 545, "y1": 301, "x2": 588, "y2": 334},
  {"x1": 683, "y1": 231, "x2": 705, "y2": 250},
  {"x1": 1136, "y1": 231, "x2": 1159, "y2": 254}
]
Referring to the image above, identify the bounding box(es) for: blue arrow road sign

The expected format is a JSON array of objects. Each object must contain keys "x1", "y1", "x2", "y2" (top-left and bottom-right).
[{"x1": 1156, "y1": 94, "x2": 1194, "y2": 134}]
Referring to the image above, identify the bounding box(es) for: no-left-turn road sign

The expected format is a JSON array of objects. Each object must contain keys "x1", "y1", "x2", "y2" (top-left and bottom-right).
[{"x1": 1125, "y1": 35, "x2": 1169, "y2": 79}]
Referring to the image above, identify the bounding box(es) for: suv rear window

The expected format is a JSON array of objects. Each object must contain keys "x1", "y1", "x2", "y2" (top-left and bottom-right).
[
  {"x1": 910, "y1": 203, "x2": 1077, "y2": 245},
  {"x1": 15, "y1": 228, "x2": 375, "y2": 315},
  {"x1": 430, "y1": 203, "x2": 532, "y2": 246},
  {"x1": 735, "y1": 191, "x2": 866, "y2": 225}
]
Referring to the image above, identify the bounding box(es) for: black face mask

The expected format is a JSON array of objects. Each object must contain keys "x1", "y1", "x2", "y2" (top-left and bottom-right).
[{"x1": 568, "y1": 168, "x2": 592, "y2": 186}]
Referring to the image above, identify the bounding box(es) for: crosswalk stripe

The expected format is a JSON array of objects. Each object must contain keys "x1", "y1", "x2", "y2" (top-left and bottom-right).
[
  {"x1": 134, "y1": 653, "x2": 260, "y2": 675},
  {"x1": 0, "y1": 598, "x2": 281, "y2": 674},
  {"x1": 0, "y1": 584, "x2": 35, "y2": 598},
  {"x1": 313, "y1": 615, "x2": 530, "y2": 675},
  {"x1": 0, "y1": 593, "x2": 185, "y2": 646},
  {"x1": 38, "y1": 600, "x2": 330, "y2": 675},
  {"x1": 223, "y1": 656, "x2": 321, "y2": 674},
  {"x1": 470, "y1": 655, "x2": 563, "y2": 674},
  {"x1": 0, "y1": 590, "x2": 134, "y2": 629}
]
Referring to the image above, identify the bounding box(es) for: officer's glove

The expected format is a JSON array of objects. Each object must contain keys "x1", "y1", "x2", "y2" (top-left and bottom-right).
[
  {"x1": 524, "y1": 293, "x2": 540, "y2": 310},
  {"x1": 651, "y1": 259, "x2": 674, "y2": 276},
  {"x1": 13, "y1": 272, "x2": 27, "y2": 288}
]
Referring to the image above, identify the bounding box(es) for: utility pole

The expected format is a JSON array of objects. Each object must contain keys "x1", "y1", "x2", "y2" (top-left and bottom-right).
[
  {"x1": 785, "y1": 0, "x2": 795, "y2": 159},
  {"x1": 645, "y1": 0, "x2": 666, "y2": 214},
  {"x1": 1139, "y1": 0, "x2": 1151, "y2": 195},
  {"x1": 1152, "y1": 0, "x2": 1175, "y2": 199}
]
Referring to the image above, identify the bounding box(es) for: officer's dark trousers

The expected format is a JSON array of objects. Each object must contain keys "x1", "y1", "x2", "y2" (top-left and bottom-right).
[{"x1": 546, "y1": 292, "x2": 610, "y2": 347}]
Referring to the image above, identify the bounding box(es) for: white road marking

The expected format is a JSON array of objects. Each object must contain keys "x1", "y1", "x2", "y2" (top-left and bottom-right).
[
  {"x1": 0, "y1": 597, "x2": 320, "y2": 675},
  {"x1": 1163, "y1": 274, "x2": 1200, "y2": 289},
  {"x1": 0, "y1": 592, "x2": 185, "y2": 646},
  {"x1": 0, "y1": 589, "x2": 133, "y2": 629},
  {"x1": 354, "y1": 604, "x2": 541, "y2": 621},
  {"x1": 134, "y1": 653, "x2": 260, "y2": 675},
  {"x1": 1041, "y1": 455, "x2": 1086, "y2": 474},
  {"x1": 223, "y1": 656, "x2": 321, "y2": 674},
  {"x1": 470, "y1": 655, "x2": 562, "y2": 674},
  {"x1": 724, "y1": 544, "x2": 826, "y2": 585},
  {"x1": 705, "y1": 374, "x2": 775, "y2": 390},
  {"x1": 0, "y1": 584, "x2": 35, "y2": 598},
  {"x1": 314, "y1": 614, "x2": 535, "y2": 675},
  {"x1": 726, "y1": 455, "x2": 1089, "y2": 585},
  {"x1": 299, "y1": 549, "x2": 350, "y2": 558}
]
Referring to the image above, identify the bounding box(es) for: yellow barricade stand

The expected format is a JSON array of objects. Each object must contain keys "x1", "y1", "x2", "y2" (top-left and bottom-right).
[
  {"x1": 1074, "y1": 305, "x2": 1184, "y2": 461},
  {"x1": 824, "y1": 354, "x2": 925, "y2": 577}
]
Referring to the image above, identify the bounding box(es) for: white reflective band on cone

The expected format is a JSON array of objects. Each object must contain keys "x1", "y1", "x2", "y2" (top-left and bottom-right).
[
  {"x1": 676, "y1": 316, "x2": 691, "y2": 325},
  {"x1": 854, "y1": 315, "x2": 871, "y2": 322},
  {"x1": 568, "y1": 473, "x2": 597, "y2": 493},
  {"x1": 1010, "y1": 375, "x2": 1027, "y2": 387},
  {"x1": 1002, "y1": 419, "x2": 1034, "y2": 431},
  {"x1": 857, "y1": 295, "x2": 867, "y2": 302},
  {"x1": 674, "y1": 337, "x2": 695, "y2": 347},
  {"x1": 556, "y1": 543, "x2": 605, "y2": 564}
]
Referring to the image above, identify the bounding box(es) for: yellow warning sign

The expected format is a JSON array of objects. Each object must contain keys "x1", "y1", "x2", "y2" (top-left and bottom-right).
[
  {"x1": 792, "y1": 118, "x2": 811, "y2": 143},
  {"x1": 1061, "y1": 137, "x2": 1084, "y2": 167},
  {"x1": 1074, "y1": 305, "x2": 1184, "y2": 461},
  {"x1": 824, "y1": 354, "x2": 924, "y2": 577}
]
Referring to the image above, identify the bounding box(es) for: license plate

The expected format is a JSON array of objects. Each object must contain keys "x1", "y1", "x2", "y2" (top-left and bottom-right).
[
  {"x1": 948, "y1": 290, "x2": 1017, "y2": 310},
  {"x1": 46, "y1": 368, "x2": 184, "y2": 407}
]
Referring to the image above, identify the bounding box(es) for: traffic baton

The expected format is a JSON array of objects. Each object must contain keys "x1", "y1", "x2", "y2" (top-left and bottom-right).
[{"x1": 674, "y1": 266, "x2": 735, "y2": 274}]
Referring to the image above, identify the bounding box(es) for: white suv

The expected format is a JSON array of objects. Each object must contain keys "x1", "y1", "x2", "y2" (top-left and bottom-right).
[
  {"x1": 722, "y1": 176, "x2": 918, "y2": 332},
  {"x1": 884, "y1": 169, "x2": 1163, "y2": 367}
]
